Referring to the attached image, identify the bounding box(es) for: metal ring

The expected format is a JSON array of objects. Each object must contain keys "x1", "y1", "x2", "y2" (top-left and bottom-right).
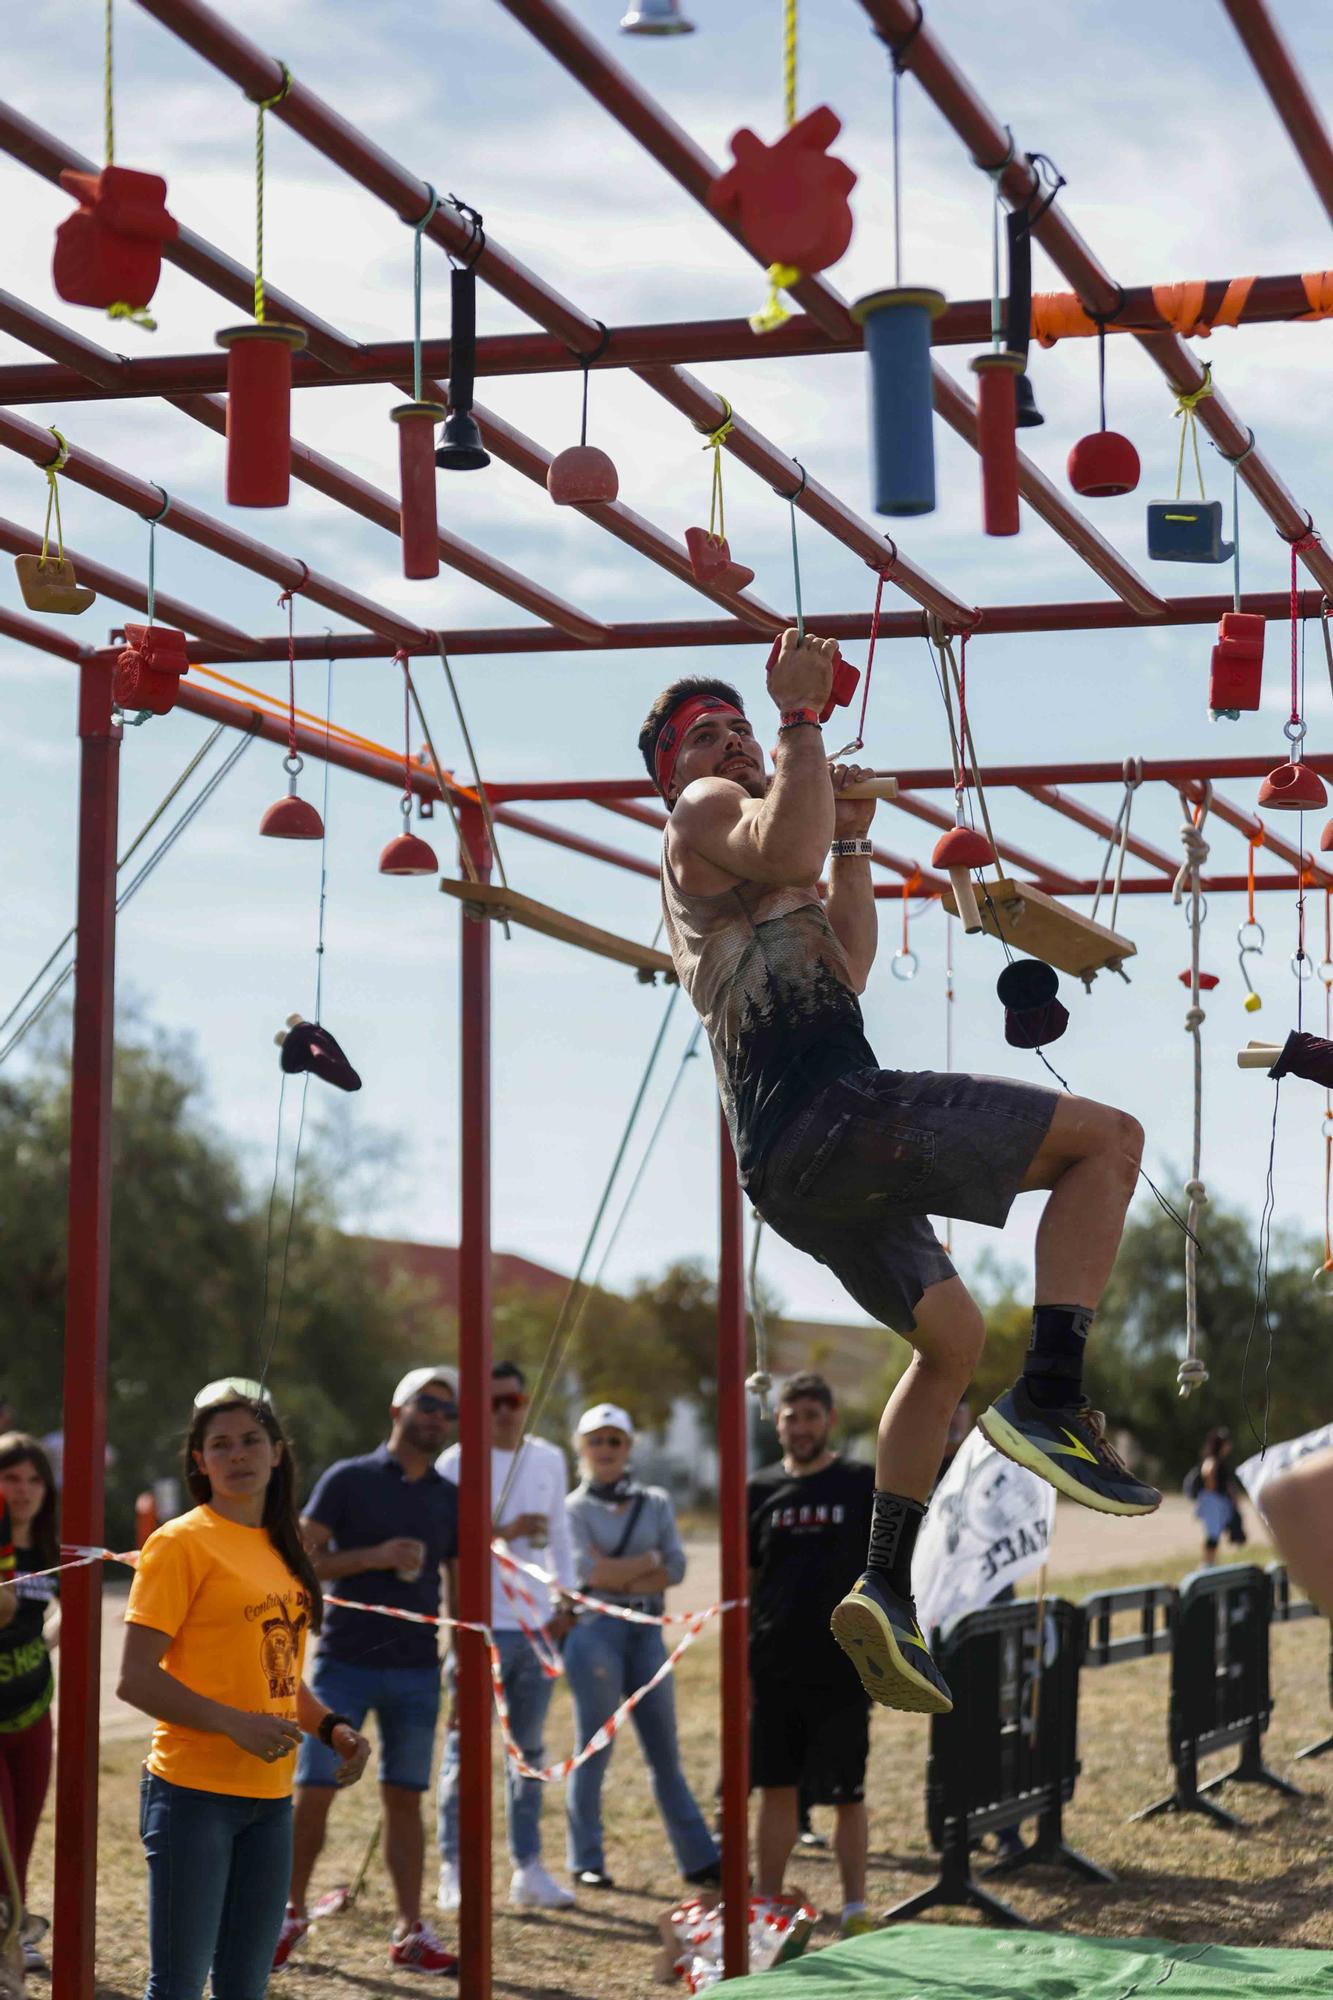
[
  {"x1": 780, "y1": 458, "x2": 808, "y2": 504},
  {"x1": 1322, "y1": 1115, "x2": 1333, "y2": 1141},
  {"x1": 1185, "y1": 895, "x2": 1209, "y2": 929},
  {"x1": 147, "y1": 482, "x2": 171, "y2": 524},
  {"x1": 1283, "y1": 718, "x2": 1308, "y2": 743},
  {"x1": 1292, "y1": 951, "x2": 1314, "y2": 979},
  {"x1": 400, "y1": 794, "x2": 413, "y2": 819},
  {"x1": 283, "y1": 753, "x2": 304, "y2": 776},
  {"x1": 891, "y1": 949, "x2": 919, "y2": 982},
  {"x1": 1237, "y1": 921, "x2": 1266, "y2": 950}
]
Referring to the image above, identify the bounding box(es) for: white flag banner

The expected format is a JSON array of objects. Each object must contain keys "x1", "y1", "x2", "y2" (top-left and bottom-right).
[
  {"x1": 912, "y1": 1426, "x2": 1056, "y2": 1638},
  {"x1": 1236, "y1": 1423, "x2": 1333, "y2": 1517}
]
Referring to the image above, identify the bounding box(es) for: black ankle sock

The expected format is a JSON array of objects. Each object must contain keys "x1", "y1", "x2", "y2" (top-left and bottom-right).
[
  {"x1": 865, "y1": 1490, "x2": 926, "y2": 1597},
  {"x1": 1022, "y1": 1302, "x2": 1094, "y2": 1409}
]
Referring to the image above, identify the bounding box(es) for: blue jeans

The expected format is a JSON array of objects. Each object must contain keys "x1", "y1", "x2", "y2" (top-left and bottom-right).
[
  {"x1": 563, "y1": 1615, "x2": 718, "y2": 1878},
  {"x1": 140, "y1": 1770, "x2": 292, "y2": 2000},
  {"x1": 437, "y1": 1629, "x2": 553, "y2": 1867},
  {"x1": 294, "y1": 1656, "x2": 439, "y2": 1791}
]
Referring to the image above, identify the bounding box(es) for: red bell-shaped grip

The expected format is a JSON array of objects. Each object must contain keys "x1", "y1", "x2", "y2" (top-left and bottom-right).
[
  {"x1": 53, "y1": 166, "x2": 177, "y2": 312},
  {"x1": 391, "y1": 401, "x2": 446, "y2": 580},
  {"x1": 765, "y1": 633, "x2": 860, "y2": 723},
  {"x1": 685, "y1": 527, "x2": 755, "y2": 594},
  {"x1": 972, "y1": 352, "x2": 1023, "y2": 537},
  {"x1": 217, "y1": 323, "x2": 308, "y2": 507},
  {"x1": 1207, "y1": 610, "x2": 1265, "y2": 716},
  {"x1": 708, "y1": 106, "x2": 857, "y2": 275},
  {"x1": 113, "y1": 623, "x2": 190, "y2": 716}
]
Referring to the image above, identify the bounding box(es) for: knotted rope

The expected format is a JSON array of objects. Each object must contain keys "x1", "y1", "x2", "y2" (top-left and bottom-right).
[{"x1": 1174, "y1": 783, "x2": 1212, "y2": 1397}]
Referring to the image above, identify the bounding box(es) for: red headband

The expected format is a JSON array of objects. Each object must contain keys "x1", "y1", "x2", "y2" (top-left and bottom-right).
[{"x1": 653, "y1": 695, "x2": 744, "y2": 799}]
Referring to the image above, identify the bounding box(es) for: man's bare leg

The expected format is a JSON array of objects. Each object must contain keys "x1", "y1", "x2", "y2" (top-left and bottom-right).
[
  {"x1": 1020, "y1": 1096, "x2": 1144, "y2": 1303},
  {"x1": 875, "y1": 1278, "x2": 985, "y2": 1500},
  {"x1": 755, "y1": 1787, "x2": 798, "y2": 1898},
  {"x1": 833, "y1": 1802, "x2": 868, "y2": 1911}
]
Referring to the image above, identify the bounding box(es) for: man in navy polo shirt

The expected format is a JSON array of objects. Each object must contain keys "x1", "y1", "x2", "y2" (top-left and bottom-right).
[{"x1": 275, "y1": 1367, "x2": 460, "y2": 1976}]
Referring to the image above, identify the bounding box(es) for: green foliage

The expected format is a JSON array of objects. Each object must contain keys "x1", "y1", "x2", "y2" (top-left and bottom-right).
[{"x1": 0, "y1": 1023, "x2": 432, "y2": 1544}]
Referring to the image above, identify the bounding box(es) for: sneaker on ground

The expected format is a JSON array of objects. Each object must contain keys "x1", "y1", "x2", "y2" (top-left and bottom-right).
[
  {"x1": 271, "y1": 1906, "x2": 308, "y2": 1971},
  {"x1": 574, "y1": 1869, "x2": 614, "y2": 1889},
  {"x1": 797, "y1": 1828, "x2": 829, "y2": 1850},
  {"x1": 436, "y1": 1861, "x2": 460, "y2": 1913},
  {"x1": 388, "y1": 1921, "x2": 459, "y2": 1975},
  {"x1": 829, "y1": 1571, "x2": 953, "y2": 1715},
  {"x1": 509, "y1": 1861, "x2": 576, "y2": 1909},
  {"x1": 979, "y1": 1380, "x2": 1161, "y2": 1515},
  {"x1": 840, "y1": 1911, "x2": 877, "y2": 1940}
]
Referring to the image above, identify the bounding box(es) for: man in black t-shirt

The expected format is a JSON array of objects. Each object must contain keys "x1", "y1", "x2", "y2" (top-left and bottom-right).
[{"x1": 748, "y1": 1373, "x2": 875, "y2": 1937}]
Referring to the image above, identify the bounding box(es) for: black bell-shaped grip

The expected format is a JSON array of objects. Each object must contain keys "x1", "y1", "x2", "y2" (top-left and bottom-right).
[
  {"x1": 278, "y1": 1019, "x2": 362, "y2": 1093},
  {"x1": 997, "y1": 958, "x2": 1068, "y2": 1049}
]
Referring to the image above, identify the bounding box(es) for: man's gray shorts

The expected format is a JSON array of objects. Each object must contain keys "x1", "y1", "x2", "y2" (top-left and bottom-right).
[{"x1": 749, "y1": 1067, "x2": 1059, "y2": 1335}]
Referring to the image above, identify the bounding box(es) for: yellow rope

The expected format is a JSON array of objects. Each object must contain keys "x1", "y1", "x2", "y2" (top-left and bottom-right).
[
  {"x1": 751, "y1": 0, "x2": 800, "y2": 335},
  {"x1": 253, "y1": 64, "x2": 292, "y2": 324},
  {"x1": 38, "y1": 430, "x2": 70, "y2": 570},
  {"x1": 104, "y1": 0, "x2": 114, "y2": 164},
  {"x1": 702, "y1": 399, "x2": 735, "y2": 541},
  {"x1": 1173, "y1": 361, "x2": 1215, "y2": 502}
]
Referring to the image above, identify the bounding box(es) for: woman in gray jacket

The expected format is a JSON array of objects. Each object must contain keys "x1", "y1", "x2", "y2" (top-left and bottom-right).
[{"x1": 563, "y1": 1404, "x2": 721, "y2": 1890}]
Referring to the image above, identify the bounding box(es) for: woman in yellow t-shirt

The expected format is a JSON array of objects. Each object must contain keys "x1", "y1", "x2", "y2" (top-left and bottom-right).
[{"x1": 120, "y1": 1380, "x2": 371, "y2": 2000}]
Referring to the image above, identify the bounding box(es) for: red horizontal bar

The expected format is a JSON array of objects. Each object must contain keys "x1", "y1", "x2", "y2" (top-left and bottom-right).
[
  {"x1": 0, "y1": 273, "x2": 1325, "y2": 404},
  {"x1": 1220, "y1": 0, "x2": 1333, "y2": 228},
  {"x1": 0, "y1": 517, "x2": 256, "y2": 656}
]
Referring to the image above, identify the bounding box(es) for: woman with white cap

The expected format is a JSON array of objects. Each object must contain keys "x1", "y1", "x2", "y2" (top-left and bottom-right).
[{"x1": 563, "y1": 1404, "x2": 720, "y2": 1890}]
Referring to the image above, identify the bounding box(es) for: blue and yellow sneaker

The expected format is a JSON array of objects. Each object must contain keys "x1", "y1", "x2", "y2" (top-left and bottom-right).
[
  {"x1": 829, "y1": 1571, "x2": 953, "y2": 1715},
  {"x1": 979, "y1": 1379, "x2": 1160, "y2": 1515}
]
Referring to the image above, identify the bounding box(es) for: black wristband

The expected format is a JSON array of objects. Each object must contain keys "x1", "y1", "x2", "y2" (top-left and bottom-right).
[{"x1": 318, "y1": 1710, "x2": 354, "y2": 1747}]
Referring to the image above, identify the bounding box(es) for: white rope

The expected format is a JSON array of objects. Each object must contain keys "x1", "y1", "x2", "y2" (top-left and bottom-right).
[
  {"x1": 745, "y1": 1215, "x2": 771, "y2": 1410},
  {"x1": 1090, "y1": 756, "x2": 1143, "y2": 933},
  {"x1": 1174, "y1": 784, "x2": 1211, "y2": 1397}
]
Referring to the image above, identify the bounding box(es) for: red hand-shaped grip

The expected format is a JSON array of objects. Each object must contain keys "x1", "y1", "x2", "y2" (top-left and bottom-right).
[{"x1": 765, "y1": 634, "x2": 860, "y2": 724}]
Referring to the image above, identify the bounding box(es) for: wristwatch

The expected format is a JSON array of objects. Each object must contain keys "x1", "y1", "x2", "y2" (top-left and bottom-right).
[
  {"x1": 831, "y1": 839, "x2": 874, "y2": 858},
  {"x1": 778, "y1": 709, "x2": 822, "y2": 731},
  {"x1": 318, "y1": 1710, "x2": 355, "y2": 1747}
]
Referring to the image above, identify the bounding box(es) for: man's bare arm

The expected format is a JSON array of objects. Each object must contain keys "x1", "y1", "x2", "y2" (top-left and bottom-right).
[
  {"x1": 823, "y1": 765, "x2": 879, "y2": 991},
  {"x1": 672, "y1": 726, "x2": 834, "y2": 885}
]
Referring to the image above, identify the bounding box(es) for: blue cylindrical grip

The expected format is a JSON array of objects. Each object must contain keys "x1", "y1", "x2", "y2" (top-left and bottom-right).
[{"x1": 852, "y1": 286, "x2": 946, "y2": 517}]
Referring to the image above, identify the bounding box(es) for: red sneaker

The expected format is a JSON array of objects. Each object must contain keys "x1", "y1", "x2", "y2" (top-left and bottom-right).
[
  {"x1": 271, "y1": 1906, "x2": 308, "y2": 1971},
  {"x1": 388, "y1": 1921, "x2": 459, "y2": 1976}
]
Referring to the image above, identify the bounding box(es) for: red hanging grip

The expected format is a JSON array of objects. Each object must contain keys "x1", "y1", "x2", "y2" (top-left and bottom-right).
[
  {"x1": 708, "y1": 107, "x2": 856, "y2": 274},
  {"x1": 1208, "y1": 610, "x2": 1265, "y2": 717},
  {"x1": 765, "y1": 632, "x2": 859, "y2": 723},
  {"x1": 216, "y1": 322, "x2": 307, "y2": 507},
  {"x1": 971, "y1": 352, "x2": 1024, "y2": 537},
  {"x1": 53, "y1": 166, "x2": 178, "y2": 312},
  {"x1": 685, "y1": 527, "x2": 755, "y2": 594},
  {"x1": 113, "y1": 623, "x2": 189, "y2": 715},
  {"x1": 391, "y1": 401, "x2": 446, "y2": 579}
]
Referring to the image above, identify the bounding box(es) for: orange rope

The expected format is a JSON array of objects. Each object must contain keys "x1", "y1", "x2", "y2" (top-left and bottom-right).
[
  {"x1": 902, "y1": 866, "x2": 922, "y2": 954},
  {"x1": 1247, "y1": 827, "x2": 1264, "y2": 925}
]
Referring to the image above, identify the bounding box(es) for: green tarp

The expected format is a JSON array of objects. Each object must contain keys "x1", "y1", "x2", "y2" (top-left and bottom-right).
[{"x1": 726, "y1": 1925, "x2": 1333, "y2": 1997}]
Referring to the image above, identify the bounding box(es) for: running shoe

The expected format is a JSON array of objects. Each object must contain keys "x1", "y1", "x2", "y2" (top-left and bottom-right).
[
  {"x1": 978, "y1": 1379, "x2": 1160, "y2": 1515},
  {"x1": 436, "y1": 1861, "x2": 460, "y2": 1913},
  {"x1": 388, "y1": 1921, "x2": 459, "y2": 1975},
  {"x1": 829, "y1": 1571, "x2": 953, "y2": 1715},
  {"x1": 271, "y1": 1906, "x2": 308, "y2": 1971},
  {"x1": 509, "y1": 1861, "x2": 576, "y2": 1908},
  {"x1": 840, "y1": 1911, "x2": 877, "y2": 1940}
]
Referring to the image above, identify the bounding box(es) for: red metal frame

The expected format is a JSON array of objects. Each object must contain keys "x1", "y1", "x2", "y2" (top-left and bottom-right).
[
  {"x1": 8, "y1": 4, "x2": 1333, "y2": 1990},
  {"x1": 52, "y1": 663, "x2": 121, "y2": 2000}
]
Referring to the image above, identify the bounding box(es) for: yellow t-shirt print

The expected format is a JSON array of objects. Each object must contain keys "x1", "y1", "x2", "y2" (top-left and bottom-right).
[{"x1": 126, "y1": 1505, "x2": 312, "y2": 1799}]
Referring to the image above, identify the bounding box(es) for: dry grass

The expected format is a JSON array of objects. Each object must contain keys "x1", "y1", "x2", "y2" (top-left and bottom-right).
[{"x1": 22, "y1": 1549, "x2": 1332, "y2": 1998}]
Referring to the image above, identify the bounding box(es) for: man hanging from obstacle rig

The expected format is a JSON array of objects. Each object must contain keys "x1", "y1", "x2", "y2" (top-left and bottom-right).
[{"x1": 638, "y1": 630, "x2": 1159, "y2": 1719}]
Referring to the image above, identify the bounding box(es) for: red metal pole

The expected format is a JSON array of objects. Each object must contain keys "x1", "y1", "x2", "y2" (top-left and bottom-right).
[
  {"x1": 717, "y1": 1114, "x2": 749, "y2": 1980},
  {"x1": 1220, "y1": 0, "x2": 1333, "y2": 228},
  {"x1": 52, "y1": 661, "x2": 121, "y2": 2000},
  {"x1": 457, "y1": 804, "x2": 493, "y2": 2000}
]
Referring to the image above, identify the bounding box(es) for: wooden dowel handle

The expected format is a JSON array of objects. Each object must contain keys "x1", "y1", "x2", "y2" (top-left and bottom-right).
[
  {"x1": 1237, "y1": 1047, "x2": 1281, "y2": 1069},
  {"x1": 837, "y1": 774, "x2": 899, "y2": 800},
  {"x1": 950, "y1": 865, "x2": 982, "y2": 934}
]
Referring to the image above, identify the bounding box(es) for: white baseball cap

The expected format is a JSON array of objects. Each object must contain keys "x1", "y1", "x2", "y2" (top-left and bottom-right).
[
  {"x1": 392, "y1": 1366, "x2": 459, "y2": 1410},
  {"x1": 575, "y1": 1403, "x2": 635, "y2": 1440}
]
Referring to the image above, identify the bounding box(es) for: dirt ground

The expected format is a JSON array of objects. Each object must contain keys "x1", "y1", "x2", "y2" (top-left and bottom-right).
[{"x1": 23, "y1": 1530, "x2": 1333, "y2": 1998}]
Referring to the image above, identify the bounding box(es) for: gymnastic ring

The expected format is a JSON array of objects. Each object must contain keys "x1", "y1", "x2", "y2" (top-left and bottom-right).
[
  {"x1": 1321, "y1": 1114, "x2": 1333, "y2": 1141},
  {"x1": 891, "y1": 949, "x2": 919, "y2": 982},
  {"x1": 1311, "y1": 1262, "x2": 1333, "y2": 1296},
  {"x1": 1283, "y1": 718, "x2": 1308, "y2": 744},
  {"x1": 1291, "y1": 951, "x2": 1314, "y2": 979},
  {"x1": 283, "y1": 753, "x2": 304, "y2": 777},
  {"x1": 1320, "y1": 959, "x2": 1333, "y2": 987},
  {"x1": 1237, "y1": 920, "x2": 1265, "y2": 952}
]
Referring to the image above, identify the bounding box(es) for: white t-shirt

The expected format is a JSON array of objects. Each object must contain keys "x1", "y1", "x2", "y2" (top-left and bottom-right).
[{"x1": 436, "y1": 1436, "x2": 575, "y2": 1630}]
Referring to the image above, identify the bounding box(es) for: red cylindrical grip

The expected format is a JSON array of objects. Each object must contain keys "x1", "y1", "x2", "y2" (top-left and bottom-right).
[
  {"x1": 391, "y1": 402, "x2": 445, "y2": 579},
  {"x1": 972, "y1": 352, "x2": 1023, "y2": 538},
  {"x1": 217, "y1": 323, "x2": 307, "y2": 508}
]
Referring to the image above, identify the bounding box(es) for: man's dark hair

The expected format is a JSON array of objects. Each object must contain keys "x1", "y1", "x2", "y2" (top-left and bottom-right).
[
  {"x1": 492, "y1": 1359, "x2": 526, "y2": 1388},
  {"x1": 778, "y1": 1371, "x2": 833, "y2": 1413},
  {"x1": 637, "y1": 676, "x2": 746, "y2": 791}
]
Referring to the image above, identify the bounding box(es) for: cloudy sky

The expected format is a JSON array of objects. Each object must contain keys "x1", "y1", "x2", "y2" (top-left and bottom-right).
[{"x1": 4, "y1": 0, "x2": 1333, "y2": 1348}]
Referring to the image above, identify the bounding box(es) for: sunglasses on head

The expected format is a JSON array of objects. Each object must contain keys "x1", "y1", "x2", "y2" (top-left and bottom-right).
[
  {"x1": 413, "y1": 1392, "x2": 458, "y2": 1417},
  {"x1": 491, "y1": 1392, "x2": 527, "y2": 1412}
]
